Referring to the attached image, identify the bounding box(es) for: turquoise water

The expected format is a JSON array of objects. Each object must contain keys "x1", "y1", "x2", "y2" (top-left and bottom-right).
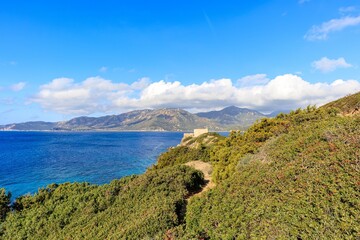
[{"x1": 0, "y1": 131, "x2": 183, "y2": 199}]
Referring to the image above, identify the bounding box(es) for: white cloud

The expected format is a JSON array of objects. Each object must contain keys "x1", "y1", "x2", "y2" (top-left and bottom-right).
[
  {"x1": 131, "y1": 77, "x2": 150, "y2": 90},
  {"x1": 31, "y1": 74, "x2": 360, "y2": 115},
  {"x1": 298, "y1": 0, "x2": 310, "y2": 4},
  {"x1": 312, "y1": 57, "x2": 352, "y2": 73},
  {"x1": 32, "y1": 77, "x2": 139, "y2": 115},
  {"x1": 339, "y1": 6, "x2": 356, "y2": 14},
  {"x1": 237, "y1": 74, "x2": 269, "y2": 87},
  {"x1": 305, "y1": 15, "x2": 360, "y2": 40},
  {"x1": 10, "y1": 82, "x2": 26, "y2": 91},
  {"x1": 99, "y1": 66, "x2": 108, "y2": 73}
]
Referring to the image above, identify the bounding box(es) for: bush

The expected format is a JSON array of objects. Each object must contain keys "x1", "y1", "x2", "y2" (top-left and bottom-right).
[
  {"x1": 1, "y1": 166, "x2": 204, "y2": 239},
  {"x1": 0, "y1": 188, "x2": 11, "y2": 221}
]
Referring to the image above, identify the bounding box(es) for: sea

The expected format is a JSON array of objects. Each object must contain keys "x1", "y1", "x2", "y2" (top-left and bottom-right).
[{"x1": 0, "y1": 131, "x2": 184, "y2": 200}]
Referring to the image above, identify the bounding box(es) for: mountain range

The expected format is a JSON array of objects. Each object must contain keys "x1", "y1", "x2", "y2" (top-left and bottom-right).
[{"x1": 0, "y1": 106, "x2": 279, "y2": 131}]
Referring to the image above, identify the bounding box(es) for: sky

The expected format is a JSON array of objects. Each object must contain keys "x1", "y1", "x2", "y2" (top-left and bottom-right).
[{"x1": 1, "y1": 0, "x2": 360, "y2": 124}]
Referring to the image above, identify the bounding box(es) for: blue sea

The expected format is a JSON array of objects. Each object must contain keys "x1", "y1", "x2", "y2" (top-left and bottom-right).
[{"x1": 0, "y1": 131, "x2": 184, "y2": 200}]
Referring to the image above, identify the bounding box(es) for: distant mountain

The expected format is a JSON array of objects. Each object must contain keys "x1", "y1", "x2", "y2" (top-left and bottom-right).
[
  {"x1": 55, "y1": 108, "x2": 218, "y2": 131},
  {"x1": 0, "y1": 121, "x2": 56, "y2": 131},
  {"x1": 196, "y1": 106, "x2": 265, "y2": 128},
  {"x1": 1, "y1": 107, "x2": 268, "y2": 131}
]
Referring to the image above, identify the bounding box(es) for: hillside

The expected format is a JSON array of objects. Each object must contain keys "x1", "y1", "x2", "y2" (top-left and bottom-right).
[
  {"x1": 323, "y1": 91, "x2": 360, "y2": 115},
  {"x1": 183, "y1": 108, "x2": 360, "y2": 238},
  {"x1": 55, "y1": 108, "x2": 219, "y2": 131},
  {"x1": 1, "y1": 92, "x2": 359, "y2": 239},
  {"x1": 0, "y1": 121, "x2": 56, "y2": 131}
]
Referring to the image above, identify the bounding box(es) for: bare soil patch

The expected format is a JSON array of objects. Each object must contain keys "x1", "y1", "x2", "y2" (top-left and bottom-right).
[{"x1": 185, "y1": 161, "x2": 215, "y2": 197}]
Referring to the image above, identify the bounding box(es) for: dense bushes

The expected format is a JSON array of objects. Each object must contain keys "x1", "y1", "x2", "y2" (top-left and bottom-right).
[
  {"x1": 210, "y1": 106, "x2": 340, "y2": 182},
  {"x1": 152, "y1": 133, "x2": 223, "y2": 170},
  {"x1": 0, "y1": 189, "x2": 11, "y2": 221},
  {"x1": 1, "y1": 166, "x2": 204, "y2": 239},
  {"x1": 153, "y1": 146, "x2": 210, "y2": 169},
  {"x1": 184, "y1": 113, "x2": 360, "y2": 239}
]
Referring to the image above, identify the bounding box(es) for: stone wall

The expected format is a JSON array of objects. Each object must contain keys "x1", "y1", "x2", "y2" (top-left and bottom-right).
[{"x1": 194, "y1": 128, "x2": 208, "y2": 137}]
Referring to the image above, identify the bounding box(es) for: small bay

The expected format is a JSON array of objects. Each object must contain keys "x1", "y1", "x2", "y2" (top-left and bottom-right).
[{"x1": 0, "y1": 131, "x2": 183, "y2": 199}]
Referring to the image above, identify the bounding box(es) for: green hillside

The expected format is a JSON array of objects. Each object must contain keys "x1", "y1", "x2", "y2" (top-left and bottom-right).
[
  {"x1": 184, "y1": 108, "x2": 360, "y2": 239},
  {"x1": 323, "y1": 91, "x2": 360, "y2": 115},
  {"x1": 1, "y1": 92, "x2": 360, "y2": 239}
]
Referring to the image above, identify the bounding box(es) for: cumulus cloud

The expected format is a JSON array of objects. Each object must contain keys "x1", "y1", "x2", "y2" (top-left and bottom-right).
[
  {"x1": 305, "y1": 15, "x2": 360, "y2": 40},
  {"x1": 131, "y1": 77, "x2": 150, "y2": 90},
  {"x1": 31, "y1": 77, "x2": 131, "y2": 115},
  {"x1": 10, "y1": 82, "x2": 26, "y2": 91},
  {"x1": 30, "y1": 74, "x2": 360, "y2": 115},
  {"x1": 312, "y1": 57, "x2": 352, "y2": 73}
]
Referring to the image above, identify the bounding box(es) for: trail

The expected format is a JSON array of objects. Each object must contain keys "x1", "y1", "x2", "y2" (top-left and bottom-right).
[
  {"x1": 185, "y1": 161, "x2": 215, "y2": 198},
  {"x1": 165, "y1": 161, "x2": 216, "y2": 239}
]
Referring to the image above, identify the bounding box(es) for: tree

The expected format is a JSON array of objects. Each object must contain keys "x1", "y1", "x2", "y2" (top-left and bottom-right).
[{"x1": 0, "y1": 188, "x2": 11, "y2": 221}]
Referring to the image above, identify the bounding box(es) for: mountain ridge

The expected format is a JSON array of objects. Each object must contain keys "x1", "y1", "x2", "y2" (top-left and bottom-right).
[
  {"x1": 196, "y1": 106, "x2": 265, "y2": 127},
  {"x1": 0, "y1": 106, "x2": 266, "y2": 131}
]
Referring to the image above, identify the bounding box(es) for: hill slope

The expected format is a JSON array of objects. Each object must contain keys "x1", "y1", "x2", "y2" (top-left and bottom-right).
[
  {"x1": 184, "y1": 109, "x2": 360, "y2": 239},
  {"x1": 323, "y1": 91, "x2": 360, "y2": 115}
]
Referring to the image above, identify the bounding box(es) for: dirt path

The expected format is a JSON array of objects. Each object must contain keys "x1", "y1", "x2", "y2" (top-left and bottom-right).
[{"x1": 185, "y1": 161, "x2": 215, "y2": 198}]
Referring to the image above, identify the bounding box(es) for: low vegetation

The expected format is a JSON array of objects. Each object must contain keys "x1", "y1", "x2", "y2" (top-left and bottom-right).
[
  {"x1": 1, "y1": 93, "x2": 359, "y2": 239},
  {"x1": 323, "y1": 92, "x2": 360, "y2": 115},
  {"x1": 0, "y1": 189, "x2": 11, "y2": 221},
  {"x1": 152, "y1": 133, "x2": 224, "y2": 170},
  {"x1": 184, "y1": 109, "x2": 360, "y2": 239},
  {"x1": 0, "y1": 166, "x2": 204, "y2": 239}
]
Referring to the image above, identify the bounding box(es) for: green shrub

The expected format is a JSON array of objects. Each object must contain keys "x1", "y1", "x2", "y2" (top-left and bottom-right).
[{"x1": 1, "y1": 166, "x2": 204, "y2": 239}]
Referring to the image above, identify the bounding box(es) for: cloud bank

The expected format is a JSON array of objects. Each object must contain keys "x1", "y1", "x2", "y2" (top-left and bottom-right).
[
  {"x1": 305, "y1": 15, "x2": 360, "y2": 40},
  {"x1": 31, "y1": 74, "x2": 360, "y2": 115},
  {"x1": 312, "y1": 57, "x2": 352, "y2": 73}
]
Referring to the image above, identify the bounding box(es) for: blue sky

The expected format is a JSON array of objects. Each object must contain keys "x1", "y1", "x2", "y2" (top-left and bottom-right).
[{"x1": 1, "y1": 0, "x2": 360, "y2": 124}]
